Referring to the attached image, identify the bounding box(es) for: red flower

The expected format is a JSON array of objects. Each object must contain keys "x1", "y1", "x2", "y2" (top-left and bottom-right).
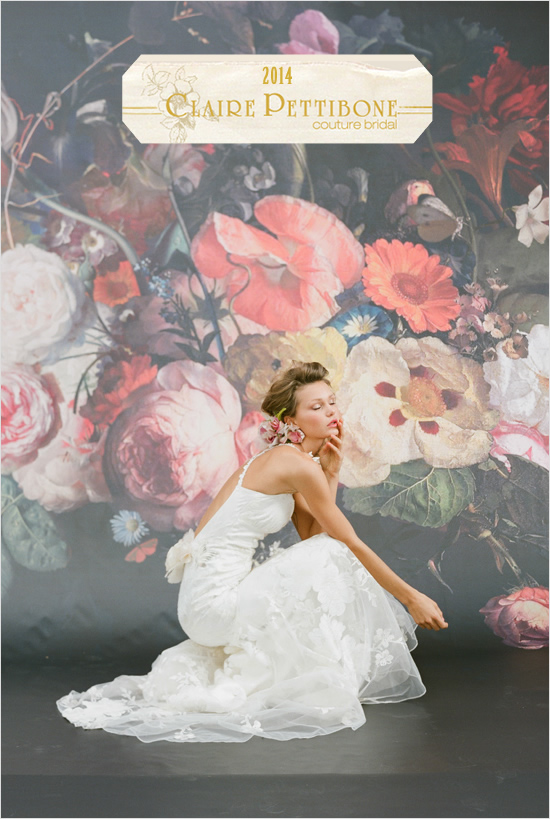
[
  {"x1": 434, "y1": 47, "x2": 548, "y2": 195},
  {"x1": 191, "y1": 195, "x2": 365, "y2": 332},
  {"x1": 93, "y1": 261, "x2": 141, "y2": 306},
  {"x1": 80, "y1": 354, "x2": 158, "y2": 427},
  {"x1": 81, "y1": 166, "x2": 175, "y2": 256},
  {"x1": 362, "y1": 239, "x2": 460, "y2": 333},
  {"x1": 433, "y1": 120, "x2": 537, "y2": 212}
]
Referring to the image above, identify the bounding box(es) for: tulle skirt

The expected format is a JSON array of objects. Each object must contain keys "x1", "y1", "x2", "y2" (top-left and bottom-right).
[{"x1": 57, "y1": 534, "x2": 425, "y2": 742}]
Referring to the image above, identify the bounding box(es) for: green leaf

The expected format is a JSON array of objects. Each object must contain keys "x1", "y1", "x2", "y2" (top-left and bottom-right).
[
  {"x1": 152, "y1": 223, "x2": 190, "y2": 270},
  {"x1": 478, "y1": 455, "x2": 548, "y2": 536},
  {"x1": 200, "y1": 330, "x2": 219, "y2": 350},
  {"x1": 1, "y1": 476, "x2": 68, "y2": 571},
  {"x1": 342, "y1": 460, "x2": 475, "y2": 528}
]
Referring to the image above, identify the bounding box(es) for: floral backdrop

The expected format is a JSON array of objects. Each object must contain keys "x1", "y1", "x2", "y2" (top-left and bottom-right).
[{"x1": 1, "y1": 1, "x2": 548, "y2": 659}]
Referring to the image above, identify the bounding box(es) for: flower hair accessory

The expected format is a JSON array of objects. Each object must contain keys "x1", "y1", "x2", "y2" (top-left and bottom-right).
[{"x1": 259, "y1": 406, "x2": 305, "y2": 446}]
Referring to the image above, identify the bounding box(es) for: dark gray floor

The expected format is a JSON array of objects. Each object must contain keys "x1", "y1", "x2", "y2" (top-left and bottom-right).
[{"x1": 2, "y1": 648, "x2": 548, "y2": 818}]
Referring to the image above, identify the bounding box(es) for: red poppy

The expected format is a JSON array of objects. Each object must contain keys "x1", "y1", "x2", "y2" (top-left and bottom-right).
[
  {"x1": 191, "y1": 195, "x2": 365, "y2": 331},
  {"x1": 93, "y1": 261, "x2": 141, "y2": 307}
]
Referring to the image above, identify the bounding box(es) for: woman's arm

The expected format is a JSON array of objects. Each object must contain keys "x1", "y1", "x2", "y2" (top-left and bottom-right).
[{"x1": 288, "y1": 457, "x2": 448, "y2": 630}]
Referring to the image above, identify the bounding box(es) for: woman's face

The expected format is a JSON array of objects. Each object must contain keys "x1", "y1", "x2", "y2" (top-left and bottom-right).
[{"x1": 288, "y1": 380, "x2": 341, "y2": 439}]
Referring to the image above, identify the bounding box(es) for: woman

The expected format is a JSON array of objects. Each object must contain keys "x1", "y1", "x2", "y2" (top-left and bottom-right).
[{"x1": 57, "y1": 361, "x2": 447, "y2": 742}]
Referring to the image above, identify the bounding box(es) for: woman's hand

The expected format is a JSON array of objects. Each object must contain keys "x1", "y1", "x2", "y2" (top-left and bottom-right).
[
  {"x1": 405, "y1": 591, "x2": 449, "y2": 630},
  {"x1": 318, "y1": 418, "x2": 344, "y2": 477}
]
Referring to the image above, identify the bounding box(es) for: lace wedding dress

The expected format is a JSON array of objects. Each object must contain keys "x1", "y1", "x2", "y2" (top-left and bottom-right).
[{"x1": 57, "y1": 443, "x2": 425, "y2": 742}]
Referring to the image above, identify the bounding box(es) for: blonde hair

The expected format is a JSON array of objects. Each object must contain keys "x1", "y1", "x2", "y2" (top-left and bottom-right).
[{"x1": 261, "y1": 361, "x2": 331, "y2": 422}]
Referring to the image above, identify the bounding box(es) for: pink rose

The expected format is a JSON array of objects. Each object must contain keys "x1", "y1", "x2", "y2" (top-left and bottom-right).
[
  {"x1": 490, "y1": 420, "x2": 549, "y2": 471},
  {"x1": 480, "y1": 587, "x2": 549, "y2": 649},
  {"x1": 1, "y1": 366, "x2": 62, "y2": 474},
  {"x1": 103, "y1": 360, "x2": 242, "y2": 531},
  {"x1": 12, "y1": 403, "x2": 111, "y2": 512}
]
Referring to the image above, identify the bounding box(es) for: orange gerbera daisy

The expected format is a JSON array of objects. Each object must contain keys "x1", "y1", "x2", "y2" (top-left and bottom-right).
[
  {"x1": 93, "y1": 261, "x2": 141, "y2": 306},
  {"x1": 362, "y1": 239, "x2": 461, "y2": 333}
]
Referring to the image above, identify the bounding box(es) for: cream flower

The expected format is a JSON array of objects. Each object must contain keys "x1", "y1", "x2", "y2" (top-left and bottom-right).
[
  {"x1": 337, "y1": 336, "x2": 500, "y2": 487},
  {"x1": 483, "y1": 323, "x2": 549, "y2": 434},
  {"x1": 165, "y1": 528, "x2": 196, "y2": 584},
  {"x1": 513, "y1": 185, "x2": 549, "y2": 247}
]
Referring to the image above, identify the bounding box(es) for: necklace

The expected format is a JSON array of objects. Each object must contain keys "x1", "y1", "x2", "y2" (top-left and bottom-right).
[{"x1": 284, "y1": 442, "x2": 322, "y2": 463}]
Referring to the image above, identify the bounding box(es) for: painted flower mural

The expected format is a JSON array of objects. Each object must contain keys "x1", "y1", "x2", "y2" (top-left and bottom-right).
[
  {"x1": 337, "y1": 336, "x2": 499, "y2": 487},
  {"x1": 0, "y1": 3, "x2": 548, "y2": 655},
  {"x1": 191, "y1": 195, "x2": 365, "y2": 331}
]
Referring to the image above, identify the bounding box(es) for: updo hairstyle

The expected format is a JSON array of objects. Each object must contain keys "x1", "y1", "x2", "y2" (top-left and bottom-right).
[{"x1": 261, "y1": 361, "x2": 331, "y2": 423}]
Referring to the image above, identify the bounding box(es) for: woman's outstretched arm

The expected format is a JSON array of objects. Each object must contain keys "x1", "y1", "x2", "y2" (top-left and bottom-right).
[{"x1": 289, "y1": 456, "x2": 449, "y2": 631}]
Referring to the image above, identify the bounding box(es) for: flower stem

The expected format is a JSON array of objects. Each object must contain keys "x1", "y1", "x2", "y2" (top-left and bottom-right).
[{"x1": 163, "y1": 152, "x2": 225, "y2": 361}]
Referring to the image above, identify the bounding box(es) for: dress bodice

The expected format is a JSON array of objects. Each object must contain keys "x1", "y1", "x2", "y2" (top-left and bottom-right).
[{"x1": 192, "y1": 442, "x2": 311, "y2": 549}]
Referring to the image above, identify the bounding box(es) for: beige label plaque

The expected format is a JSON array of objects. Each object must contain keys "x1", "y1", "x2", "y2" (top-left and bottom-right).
[{"x1": 122, "y1": 54, "x2": 432, "y2": 144}]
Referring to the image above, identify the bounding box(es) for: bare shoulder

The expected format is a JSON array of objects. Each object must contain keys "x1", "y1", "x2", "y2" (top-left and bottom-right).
[{"x1": 273, "y1": 445, "x2": 324, "y2": 493}]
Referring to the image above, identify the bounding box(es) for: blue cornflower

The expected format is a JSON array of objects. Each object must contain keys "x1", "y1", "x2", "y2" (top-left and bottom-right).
[
  {"x1": 110, "y1": 510, "x2": 149, "y2": 547},
  {"x1": 329, "y1": 304, "x2": 393, "y2": 348}
]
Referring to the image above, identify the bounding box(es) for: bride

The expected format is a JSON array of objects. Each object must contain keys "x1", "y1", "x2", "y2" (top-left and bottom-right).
[{"x1": 57, "y1": 361, "x2": 447, "y2": 742}]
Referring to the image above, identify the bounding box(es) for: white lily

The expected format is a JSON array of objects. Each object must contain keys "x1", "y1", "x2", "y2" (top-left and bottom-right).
[{"x1": 513, "y1": 185, "x2": 549, "y2": 247}]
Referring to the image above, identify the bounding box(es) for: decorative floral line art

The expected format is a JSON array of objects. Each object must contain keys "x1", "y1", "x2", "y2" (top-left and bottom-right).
[{"x1": 1, "y1": 4, "x2": 548, "y2": 651}]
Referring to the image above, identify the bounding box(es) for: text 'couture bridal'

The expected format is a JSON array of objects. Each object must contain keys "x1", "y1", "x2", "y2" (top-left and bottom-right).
[{"x1": 57, "y1": 443, "x2": 426, "y2": 742}]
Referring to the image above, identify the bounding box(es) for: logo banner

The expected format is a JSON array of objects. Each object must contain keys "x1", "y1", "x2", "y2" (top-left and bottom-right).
[{"x1": 122, "y1": 54, "x2": 432, "y2": 144}]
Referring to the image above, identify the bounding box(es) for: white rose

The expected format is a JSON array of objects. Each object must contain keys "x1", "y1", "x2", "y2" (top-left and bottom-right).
[
  {"x1": 483, "y1": 324, "x2": 549, "y2": 434},
  {"x1": 1, "y1": 244, "x2": 93, "y2": 366}
]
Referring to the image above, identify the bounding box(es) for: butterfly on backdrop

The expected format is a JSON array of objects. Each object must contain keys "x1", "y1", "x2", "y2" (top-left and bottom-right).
[
  {"x1": 406, "y1": 194, "x2": 463, "y2": 242},
  {"x1": 125, "y1": 539, "x2": 158, "y2": 563}
]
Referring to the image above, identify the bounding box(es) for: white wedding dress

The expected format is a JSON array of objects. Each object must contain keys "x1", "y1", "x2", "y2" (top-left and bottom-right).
[{"x1": 57, "y1": 443, "x2": 425, "y2": 742}]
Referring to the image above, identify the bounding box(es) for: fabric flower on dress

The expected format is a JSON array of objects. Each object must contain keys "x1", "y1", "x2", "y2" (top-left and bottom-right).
[
  {"x1": 165, "y1": 528, "x2": 196, "y2": 584},
  {"x1": 337, "y1": 336, "x2": 499, "y2": 487},
  {"x1": 362, "y1": 239, "x2": 460, "y2": 333},
  {"x1": 480, "y1": 587, "x2": 549, "y2": 649},
  {"x1": 483, "y1": 324, "x2": 549, "y2": 435},
  {"x1": 191, "y1": 195, "x2": 365, "y2": 332},
  {"x1": 513, "y1": 185, "x2": 549, "y2": 248}
]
